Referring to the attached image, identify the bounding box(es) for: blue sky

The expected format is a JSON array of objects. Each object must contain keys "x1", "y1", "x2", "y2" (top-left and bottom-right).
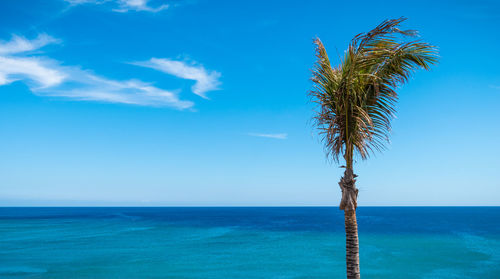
[{"x1": 0, "y1": 0, "x2": 499, "y2": 206}]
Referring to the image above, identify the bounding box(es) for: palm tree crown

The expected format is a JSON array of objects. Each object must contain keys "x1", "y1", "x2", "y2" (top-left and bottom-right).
[{"x1": 310, "y1": 18, "x2": 438, "y2": 169}]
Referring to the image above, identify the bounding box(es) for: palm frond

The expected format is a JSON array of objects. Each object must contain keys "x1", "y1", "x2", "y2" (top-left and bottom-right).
[{"x1": 310, "y1": 18, "x2": 438, "y2": 166}]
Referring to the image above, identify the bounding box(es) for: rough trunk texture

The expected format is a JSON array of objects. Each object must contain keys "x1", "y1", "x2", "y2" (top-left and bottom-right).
[
  {"x1": 339, "y1": 169, "x2": 360, "y2": 279},
  {"x1": 344, "y1": 209, "x2": 360, "y2": 279}
]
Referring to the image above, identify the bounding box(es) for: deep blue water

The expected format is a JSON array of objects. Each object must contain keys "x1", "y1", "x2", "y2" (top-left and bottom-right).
[{"x1": 1, "y1": 207, "x2": 499, "y2": 278}]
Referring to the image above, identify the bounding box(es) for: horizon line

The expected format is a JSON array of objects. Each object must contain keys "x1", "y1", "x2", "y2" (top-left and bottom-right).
[{"x1": 1, "y1": 205, "x2": 499, "y2": 208}]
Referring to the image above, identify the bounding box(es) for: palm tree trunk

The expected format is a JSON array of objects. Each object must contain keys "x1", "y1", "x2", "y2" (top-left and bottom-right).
[
  {"x1": 344, "y1": 209, "x2": 360, "y2": 279},
  {"x1": 339, "y1": 168, "x2": 360, "y2": 279}
]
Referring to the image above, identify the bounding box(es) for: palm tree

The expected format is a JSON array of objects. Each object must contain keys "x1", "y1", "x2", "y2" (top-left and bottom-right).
[{"x1": 309, "y1": 18, "x2": 438, "y2": 279}]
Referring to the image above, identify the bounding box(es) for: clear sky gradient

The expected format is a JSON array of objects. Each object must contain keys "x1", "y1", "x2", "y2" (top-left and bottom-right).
[{"x1": 0, "y1": 0, "x2": 499, "y2": 206}]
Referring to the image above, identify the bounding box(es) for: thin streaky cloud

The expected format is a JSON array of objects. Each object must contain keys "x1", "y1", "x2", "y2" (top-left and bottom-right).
[
  {"x1": 0, "y1": 56, "x2": 66, "y2": 88},
  {"x1": 489, "y1": 85, "x2": 500, "y2": 90},
  {"x1": 35, "y1": 69, "x2": 193, "y2": 109},
  {"x1": 64, "y1": 0, "x2": 106, "y2": 4},
  {"x1": 132, "y1": 58, "x2": 221, "y2": 99},
  {"x1": 64, "y1": 0, "x2": 169, "y2": 13},
  {"x1": 0, "y1": 34, "x2": 59, "y2": 55},
  {"x1": 248, "y1": 133, "x2": 288, "y2": 140},
  {"x1": 114, "y1": 0, "x2": 169, "y2": 12},
  {"x1": 0, "y1": 34, "x2": 65, "y2": 88},
  {"x1": 0, "y1": 34, "x2": 193, "y2": 109}
]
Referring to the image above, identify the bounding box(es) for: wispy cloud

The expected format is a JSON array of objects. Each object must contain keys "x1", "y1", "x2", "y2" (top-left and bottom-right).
[
  {"x1": 0, "y1": 56, "x2": 67, "y2": 88},
  {"x1": 489, "y1": 85, "x2": 500, "y2": 90},
  {"x1": 114, "y1": 0, "x2": 169, "y2": 12},
  {"x1": 36, "y1": 69, "x2": 193, "y2": 108},
  {"x1": 132, "y1": 58, "x2": 221, "y2": 99},
  {"x1": 0, "y1": 34, "x2": 59, "y2": 55},
  {"x1": 64, "y1": 0, "x2": 169, "y2": 13},
  {"x1": 0, "y1": 34, "x2": 66, "y2": 87},
  {"x1": 64, "y1": 0, "x2": 104, "y2": 4},
  {"x1": 0, "y1": 34, "x2": 193, "y2": 109},
  {"x1": 248, "y1": 133, "x2": 288, "y2": 140}
]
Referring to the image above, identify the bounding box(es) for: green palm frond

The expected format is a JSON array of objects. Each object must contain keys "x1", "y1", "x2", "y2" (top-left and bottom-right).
[{"x1": 310, "y1": 17, "x2": 438, "y2": 166}]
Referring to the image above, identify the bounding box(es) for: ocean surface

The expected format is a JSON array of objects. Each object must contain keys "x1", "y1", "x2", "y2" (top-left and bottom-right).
[{"x1": 1, "y1": 207, "x2": 499, "y2": 279}]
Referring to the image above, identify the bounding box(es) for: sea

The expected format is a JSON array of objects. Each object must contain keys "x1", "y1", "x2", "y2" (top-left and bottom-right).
[{"x1": 0, "y1": 207, "x2": 499, "y2": 279}]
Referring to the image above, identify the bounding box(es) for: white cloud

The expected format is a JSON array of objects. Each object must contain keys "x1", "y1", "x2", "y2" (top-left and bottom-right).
[
  {"x1": 0, "y1": 34, "x2": 193, "y2": 109},
  {"x1": 114, "y1": 0, "x2": 169, "y2": 12},
  {"x1": 64, "y1": 0, "x2": 105, "y2": 4},
  {"x1": 36, "y1": 69, "x2": 193, "y2": 108},
  {"x1": 0, "y1": 56, "x2": 66, "y2": 88},
  {"x1": 64, "y1": 0, "x2": 169, "y2": 13},
  {"x1": 132, "y1": 58, "x2": 221, "y2": 99},
  {"x1": 0, "y1": 34, "x2": 59, "y2": 55},
  {"x1": 248, "y1": 133, "x2": 288, "y2": 140},
  {"x1": 0, "y1": 34, "x2": 65, "y2": 88}
]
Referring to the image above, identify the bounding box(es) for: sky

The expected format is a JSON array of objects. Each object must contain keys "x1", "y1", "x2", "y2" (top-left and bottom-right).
[{"x1": 0, "y1": 0, "x2": 499, "y2": 206}]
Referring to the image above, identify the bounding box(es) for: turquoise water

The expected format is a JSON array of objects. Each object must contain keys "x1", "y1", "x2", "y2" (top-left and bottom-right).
[{"x1": 1, "y1": 207, "x2": 499, "y2": 278}]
